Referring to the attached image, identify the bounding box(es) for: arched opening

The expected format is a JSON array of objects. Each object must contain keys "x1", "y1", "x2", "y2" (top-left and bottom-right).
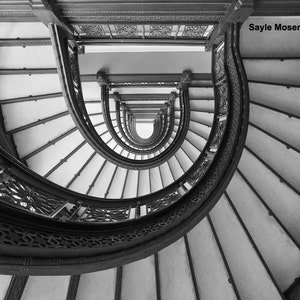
[{"x1": 135, "y1": 121, "x2": 154, "y2": 139}]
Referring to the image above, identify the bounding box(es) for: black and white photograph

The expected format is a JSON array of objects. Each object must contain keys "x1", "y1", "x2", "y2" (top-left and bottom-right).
[{"x1": 0, "y1": 0, "x2": 299, "y2": 299}]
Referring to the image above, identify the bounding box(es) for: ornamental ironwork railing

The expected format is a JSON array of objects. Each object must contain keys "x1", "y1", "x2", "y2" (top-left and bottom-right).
[
  {"x1": 76, "y1": 24, "x2": 215, "y2": 41},
  {"x1": 0, "y1": 24, "x2": 248, "y2": 275}
]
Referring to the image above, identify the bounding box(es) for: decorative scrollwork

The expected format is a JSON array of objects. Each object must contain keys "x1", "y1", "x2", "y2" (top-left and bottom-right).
[
  {"x1": 149, "y1": 25, "x2": 172, "y2": 38},
  {"x1": 80, "y1": 207, "x2": 129, "y2": 222},
  {"x1": 214, "y1": 43, "x2": 229, "y2": 115},
  {"x1": 69, "y1": 50, "x2": 80, "y2": 87},
  {"x1": 146, "y1": 191, "x2": 181, "y2": 213},
  {"x1": 115, "y1": 25, "x2": 138, "y2": 38},
  {"x1": 182, "y1": 25, "x2": 208, "y2": 38},
  {"x1": 211, "y1": 120, "x2": 227, "y2": 148},
  {"x1": 217, "y1": 83, "x2": 229, "y2": 114},
  {"x1": 78, "y1": 25, "x2": 106, "y2": 38},
  {"x1": 0, "y1": 170, "x2": 65, "y2": 216},
  {"x1": 75, "y1": 23, "x2": 216, "y2": 40},
  {"x1": 187, "y1": 160, "x2": 211, "y2": 186},
  {"x1": 215, "y1": 45, "x2": 225, "y2": 80},
  {"x1": 68, "y1": 47, "x2": 87, "y2": 117}
]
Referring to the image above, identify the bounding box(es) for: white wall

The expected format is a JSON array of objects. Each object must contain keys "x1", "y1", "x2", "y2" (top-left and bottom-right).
[{"x1": 79, "y1": 51, "x2": 211, "y2": 74}]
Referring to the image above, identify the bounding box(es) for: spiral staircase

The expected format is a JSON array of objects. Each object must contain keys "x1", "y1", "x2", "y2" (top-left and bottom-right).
[{"x1": 0, "y1": 1, "x2": 300, "y2": 299}]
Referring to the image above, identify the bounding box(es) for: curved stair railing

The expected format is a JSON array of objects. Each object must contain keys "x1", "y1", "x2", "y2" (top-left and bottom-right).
[
  {"x1": 102, "y1": 87, "x2": 172, "y2": 153},
  {"x1": 116, "y1": 93, "x2": 178, "y2": 150},
  {"x1": 0, "y1": 23, "x2": 248, "y2": 275}
]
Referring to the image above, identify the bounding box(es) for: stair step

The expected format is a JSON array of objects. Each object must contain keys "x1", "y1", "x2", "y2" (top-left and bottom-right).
[
  {"x1": 0, "y1": 74, "x2": 61, "y2": 100},
  {"x1": 248, "y1": 82, "x2": 300, "y2": 117},
  {"x1": 150, "y1": 166, "x2": 163, "y2": 192},
  {"x1": 138, "y1": 169, "x2": 151, "y2": 196},
  {"x1": 190, "y1": 99, "x2": 215, "y2": 113},
  {"x1": 26, "y1": 131, "x2": 85, "y2": 178},
  {"x1": 88, "y1": 161, "x2": 117, "y2": 197},
  {"x1": 227, "y1": 172, "x2": 300, "y2": 291},
  {"x1": 158, "y1": 237, "x2": 198, "y2": 300},
  {"x1": 0, "y1": 275, "x2": 12, "y2": 299},
  {"x1": 186, "y1": 131, "x2": 206, "y2": 151},
  {"x1": 123, "y1": 170, "x2": 139, "y2": 198},
  {"x1": 188, "y1": 218, "x2": 239, "y2": 300},
  {"x1": 190, "y1": 111, "x2": 213, "y2": 127},
  {"x1": 210, "y1": 196, "x2": 284, "y2": 300},
  {"x1": 250, "y1": 103, "x2": 300, "y2": 151},
  {"x1": 2, "y1": 96, "x2": 66, "y2": 132},
  {"x1": 0, "y1": 22, "x2": 50, "y2": 39},
  {"x1": 188, "y1": 87, "x2": 214, "y2": 100},
  {"x1": 244, "y1": 59, "x2": 300, "y2": 86},
  {"x1": 21, "y1": 276, "x2": 70, "y2": 300},
  {"x1": 238, "y1": 148, "x2": 300, "y2": 244},
  {"x1": 175, "y1": 148, "x2": 193, "y2": 171},
  {"x1": 181, "y1": 140, "x2": 201, "y2": 162},
  {"x1": 168, "y1": 155, "x2": 185, "y2": 179},
  {"x1": 246, "y1": 125, "x2": 300, "y2": 191},
  {"x1": 159, "y1": 162, "x2": 174, "y2": 187},
  {"x1": 189, "y1": 121, "x2": 211, "y2": 140},
  {"x1": 47, "y1": 144, "x2": 95, "y2": 189},
  {"x1": 13, "y1": 114, "x2": 75, "y2": 159},
  {"x1": 121, "y1": 256, "x2": 157, "y2": 300},
  {"x1": 0, "y1": 46, "x2": 56, "y2": 69},
  {"x1": 107, "y1": 166, "x2": 128, "y2": 198},
  {"x1": 76, "y1": 269, "x2": 117, "y2": 300},
  {"x1": 68, "y1": 154, "x2": 103, "y2": 194}
]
